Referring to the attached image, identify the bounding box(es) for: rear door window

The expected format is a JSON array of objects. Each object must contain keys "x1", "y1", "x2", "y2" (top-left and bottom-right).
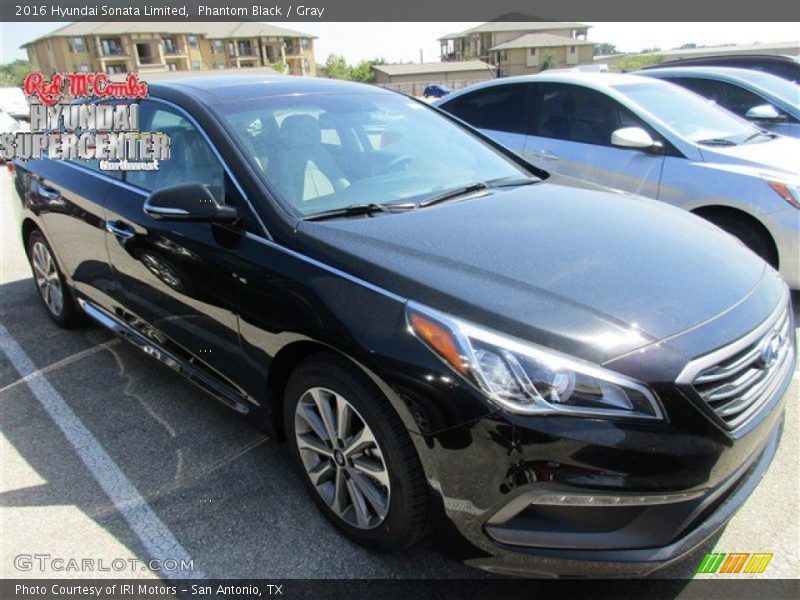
[{"x1": 441, "y1": 85, "x2": 529, "y2": 134}]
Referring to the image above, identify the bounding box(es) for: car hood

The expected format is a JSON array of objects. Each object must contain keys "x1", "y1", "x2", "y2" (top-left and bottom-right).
[
  {"x1": 295, "y1": 177, "x2": 767, "y2": 363},
  {"x1": 699, "y1": 135, "x2": 800, "y2": 177}
]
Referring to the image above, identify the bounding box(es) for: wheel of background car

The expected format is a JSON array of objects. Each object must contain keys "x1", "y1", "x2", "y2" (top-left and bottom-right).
[
  {"x1": 26, "y1": 229, "x2": 84, "y2": 328},
  {"x1": 283, "y1": 352, "x2": 429, "y2": 552},
  {"x1": 385, "y1": 155, "x2": 414, "y2": 173},
  {"x1": 709, "y1": 214, "x2": 779, "y2": 268}
]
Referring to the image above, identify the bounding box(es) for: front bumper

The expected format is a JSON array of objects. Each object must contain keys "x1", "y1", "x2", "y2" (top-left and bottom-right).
[
  {"x1": 409, "y1": 301, "x2": 793, "y2": 577},
  {"x1": 471, "y1": 414, "x2": 783, "y2": 577}
]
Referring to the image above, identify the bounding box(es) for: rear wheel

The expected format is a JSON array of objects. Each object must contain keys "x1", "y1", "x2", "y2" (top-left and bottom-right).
[
  {"x1": 284, "y1": 353, "x2": 428, "y2": 551},
  {"x1": 26, "y1": 229, "x2": 83, "y2": 328},
  {"x1": 706, "y1": 213, "x2": 779, "y2": 268}
]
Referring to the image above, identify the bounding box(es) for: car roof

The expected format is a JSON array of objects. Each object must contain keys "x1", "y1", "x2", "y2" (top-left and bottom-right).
[
  {"x1": 638, "y1": 66, "x2": 782, "y2": 82},
  {"x1": 434, "y1": 72, "x2": 662, "y2": 105},
  {"x1": 149, "y1": 75, "x2": 392, "y2": 104}
]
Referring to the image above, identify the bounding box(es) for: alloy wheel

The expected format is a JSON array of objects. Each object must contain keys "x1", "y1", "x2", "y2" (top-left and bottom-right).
[
  {"x1": 294, "y1": 386, "x2": 391, "y2": 529},
  {"x1": 31, "y1": 241, "x2": 64, "y2": 317}
]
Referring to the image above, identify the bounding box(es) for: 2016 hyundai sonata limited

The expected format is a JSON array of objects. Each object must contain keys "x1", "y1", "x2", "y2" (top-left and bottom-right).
[{"x1": 13, "y1": 76, "x2": 796, "y2": 577}]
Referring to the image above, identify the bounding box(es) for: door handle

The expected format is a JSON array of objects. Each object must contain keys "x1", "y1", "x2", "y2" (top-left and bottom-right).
[
  {"x1": 529, "y1": 149, "x2": 559, "y2": 161},
  {"x1": 34, "y1": 180, "x2": 61, "y2": 200},
  {"x1": 106, "y1": 220, "x2": 136, "y2": 240}
]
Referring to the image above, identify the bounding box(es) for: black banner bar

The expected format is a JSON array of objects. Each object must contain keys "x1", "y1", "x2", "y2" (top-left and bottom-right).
[{"x1": 2, "y1": 0, "x2": 800, "y2": 21}]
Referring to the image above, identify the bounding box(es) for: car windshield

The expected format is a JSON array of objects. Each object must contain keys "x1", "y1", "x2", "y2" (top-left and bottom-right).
[
  {"x1": 613, "y1": 81, "x2": 761, "y2": 145},
  {"x1": 747, "y1": 72, "x2": 800, "y2": 107},
  {"x1": 221, "y1": 92, "x2": 531, "y2": 217}
]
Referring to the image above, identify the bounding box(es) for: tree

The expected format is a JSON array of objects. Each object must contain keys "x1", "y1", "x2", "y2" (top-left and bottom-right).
[
  {"x1": 324, "y1": 54, "x2": 351, "y2": 80},
  {"x1": 640, "y1": 47, "x2": 662, "y2": 54},
  {"x1": 269, "y1": 60, "x2": 287, "y2": 74},
  {"x1": 0, "y1": 59, "x2": 30, "y2": 87},
  {"x1": 539, "y1": 52, "x2": 556, "y2": 72},
  {"x1": 594, "y1": 43, "x2": 618, "y2": 56},
  {"x1": 679, "y1": 43, "x2": 697, "y2": 49},
  {"x1": 351, "y1": 58, "x2": 385, "y2": 83},
  {"x1": 614, "y1": 54, "x2": 667, "y2": 72}
]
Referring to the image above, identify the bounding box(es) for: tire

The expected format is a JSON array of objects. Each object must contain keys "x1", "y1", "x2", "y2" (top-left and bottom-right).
[
  {"x1": 26, "y1": 229, "x2": 84, "y2": 328},
  {"x1": 283, "y1": 352, "x2": 428, "y2": 551},
  {"x1": 708, "y1": 214, "x2": 779, "y2": 268}
]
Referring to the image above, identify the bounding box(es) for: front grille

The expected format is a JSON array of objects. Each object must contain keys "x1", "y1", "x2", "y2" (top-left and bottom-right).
[{"x1": 689, "y1": 299, "x2": 794, "y2": 431}]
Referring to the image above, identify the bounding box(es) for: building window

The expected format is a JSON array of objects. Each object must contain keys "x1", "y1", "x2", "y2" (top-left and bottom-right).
[
  {"x1": 569, "y1": 46, "x2": 576, "y2": 52},
  {"x1": 211, "y1": 40, "x2": 223, "y2": 53},
  {"x1": 529, "y1": 48, "x2": 537, "y2": 56},
  {"x1": 163, "y1": 37, "x2": 177, "y2": 54},
  {"x1": 191, "y1": 60, "x2": 201, "y2": 70},
  {"x1": 167, "y1": 63, "x2": 177, "y2": 71},
  {"x1": 237, "y1": 40, "x2": 253, "y2": 56},
  {"x1": 187, "y1": 35, "x2": 198, "y2": 48},
  {"x1": 300, "y1": 38, "x2": 309, "y2": 50},
  {"x1": 78, "y1": 64, "x2": 90, "y2": 72},
  {"x1": 101, "y1": 38, "x2": 124, "y2": 56},
  {"x1": 106, "y1": 64, "x2": 127, "y2": 74},
  {"x1": 68, "y1": 37, "x2": 86, "y2": 53}
]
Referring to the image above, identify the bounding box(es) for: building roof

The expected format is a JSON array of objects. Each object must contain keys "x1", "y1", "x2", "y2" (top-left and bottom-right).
[
  {"x1": 22, "y1": 21, "x2": 315, "y2": 47},
  {"x1": 490, "y1": 33, "x2": 595, "y2": 51},
  {"x1": 373, "y1": 60, "x2": 497, "y2": 76},
  {"x1": 439, "y1": 21, "x2": 589, "y2": 41}
]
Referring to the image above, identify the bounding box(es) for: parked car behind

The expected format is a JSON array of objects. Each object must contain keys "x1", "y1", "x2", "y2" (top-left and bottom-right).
[
  {"x1": 13, "y1": 76, "x2": 795, "y2": 578},
  {"x1": 434, "y1": 73, "x2": 800, "y2": 288},
  {"x1": 423, "y1": 84, "x2": 452, "y2": 98},
  {"x1": 638, "y1": 67, "x2": 800, "y2": 137},
  {"x1": 640, "y1": 54, "x2": 800, "y2": 84},
  {"x1": 0, "y1": 86, "x2": 30, "y2": 121}
]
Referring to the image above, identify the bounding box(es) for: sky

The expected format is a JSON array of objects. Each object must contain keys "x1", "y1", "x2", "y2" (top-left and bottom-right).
[{"x1": 2, "y1": 22, "x2": 798, "y2": 65}]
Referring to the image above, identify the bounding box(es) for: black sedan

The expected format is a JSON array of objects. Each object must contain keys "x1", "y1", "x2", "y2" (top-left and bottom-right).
[{"x1": 13, "y1": 76, "x2": 795, "y2": 577}]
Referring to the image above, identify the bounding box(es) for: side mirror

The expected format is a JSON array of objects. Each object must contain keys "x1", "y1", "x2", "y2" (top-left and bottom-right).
[
  {"x1": 143, "y1": 182, "x2": 238, "y2": 222},
  {"x1": 745, "y1": 104, "x2": 785, "y2": 121},
  {"x1": 611, "y1": 127, "x2": 661, "y2": 151}
]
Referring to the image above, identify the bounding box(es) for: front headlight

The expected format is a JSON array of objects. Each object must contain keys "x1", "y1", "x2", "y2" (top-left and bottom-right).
[{"x1": 407, "y1": 302, "x2": 664, "y2": 420}]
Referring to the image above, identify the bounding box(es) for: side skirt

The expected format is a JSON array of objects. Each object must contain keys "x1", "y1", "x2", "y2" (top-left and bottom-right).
[{"x1": 77, "y1": 298, "x2": 252, "y2": 415}]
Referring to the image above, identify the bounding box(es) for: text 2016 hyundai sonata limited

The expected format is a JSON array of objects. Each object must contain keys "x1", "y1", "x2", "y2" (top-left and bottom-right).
[{"x1": 13, "y1": 77, "x2": 796, "y2": 577}]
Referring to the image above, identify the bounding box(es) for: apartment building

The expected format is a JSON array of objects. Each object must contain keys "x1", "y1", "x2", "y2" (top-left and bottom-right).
[
  {"x1": 440, "y1": 22, "x2": 595, "y2": 76},
  {"x1": 23, "y1": 22, "x2": 317, "y2": 77}
]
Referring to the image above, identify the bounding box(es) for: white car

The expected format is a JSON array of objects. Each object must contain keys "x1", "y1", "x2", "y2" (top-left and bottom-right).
[
  {"x1": 0, "y1": 86, "x2": 30, "y2": 121},
  {"x1": 0, "y1": 106, "x2": 25, "y2": 135},
  {"x1": 434, "y1": 73, "x2": 800, "y2": 289}
]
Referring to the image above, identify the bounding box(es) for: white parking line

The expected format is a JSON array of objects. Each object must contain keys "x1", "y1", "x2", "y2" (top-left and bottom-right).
[{"x1": 0, "y1": 324, "x2": 205, "y2": 579}]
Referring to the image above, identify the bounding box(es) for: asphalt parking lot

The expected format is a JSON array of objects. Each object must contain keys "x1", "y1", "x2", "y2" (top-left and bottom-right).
[{"x1": 1, "y1": 167, "x2": 798, "y2": 580}]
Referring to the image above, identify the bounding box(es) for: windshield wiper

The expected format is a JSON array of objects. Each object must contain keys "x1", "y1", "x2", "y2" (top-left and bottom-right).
[
  {"x1": 696, "y1": 137, "x2": 738, "y2": 146},
  {"x1": 419, "y1": 182, "x2": 489, "y2": 208},
  {"x1": 742, "y1": 130, "x2": 777, "y2": 143},
  {"x1": 303, "y1": 202, "x2": 415, "y2": 222},
  {"x1": 485, "y1": 176, "x2": 538, "y2": 188}
]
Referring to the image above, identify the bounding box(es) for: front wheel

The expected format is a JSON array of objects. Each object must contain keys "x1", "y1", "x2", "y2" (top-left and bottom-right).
[
  {"x1": 284, "y1": 353, "x2": 429, "y2": 551},
  {"x1": 709, "y1": 214, "x2": 779, "y2": 268}
]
